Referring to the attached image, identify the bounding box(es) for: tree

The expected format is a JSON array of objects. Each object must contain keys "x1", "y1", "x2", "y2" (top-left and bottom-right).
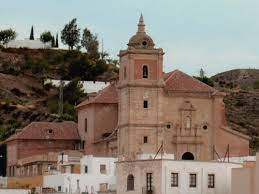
[
  {"x1": 63, "y1": 78, "x2": 84, "y2": 105},
  {"x1": 199, "y1": 68, "x2": 205, "y2": 78},
  {"x1": 61, "y1": 18, "x2": 80, "y2": 50},
  {"x1": 55, "y1": 33, "x2": 59, "y2": 48},
  {"x1": 30, "y1": 26, "x2": 34, "y2": 40},
  {"x1": 0, "y1": 29, "x2": 17, "y2": 47},
  {"x1": 40, "y1": 31, "x2": 53, "y2": 43},
  {"x1": 81, "y1": 27, "x2": 99, "y2": 59},
  {"x1": 51, "y1": 36, "x2": 55, "y2": 47}
]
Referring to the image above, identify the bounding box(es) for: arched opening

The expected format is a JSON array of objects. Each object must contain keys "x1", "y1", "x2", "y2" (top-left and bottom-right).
[
  {"x1": 142, "y1": 65, "x2": 148, "y2": 78},
  {"x1": 127, "y1": 174, "x2": 134, "y2": 190},
  {"x1": 182, "y1": 152, "x2": 195, "y2": 160}
]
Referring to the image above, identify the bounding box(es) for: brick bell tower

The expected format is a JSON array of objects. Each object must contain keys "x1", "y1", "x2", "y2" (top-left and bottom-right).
[{"x1": 117, "y1": 15, "x2": 165, "y2": 160}]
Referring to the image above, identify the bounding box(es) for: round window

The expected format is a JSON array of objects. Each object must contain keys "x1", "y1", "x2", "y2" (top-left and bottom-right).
[
  {"x1": 142, "y1": 41, "x2": 147, "y2": 46},
  {"x1": 203, "y1": 125, "x2": 208, "y2": 130}
]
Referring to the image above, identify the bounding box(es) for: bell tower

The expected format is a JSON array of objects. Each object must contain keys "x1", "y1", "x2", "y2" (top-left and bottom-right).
[{"x1": 117, "y1": 15, "x2": 165, "y2": 160}]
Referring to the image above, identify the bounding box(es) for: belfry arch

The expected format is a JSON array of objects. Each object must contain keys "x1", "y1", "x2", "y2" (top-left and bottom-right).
[{"x1": 182, "y1": 152, "x2": 195, "y2": 160}]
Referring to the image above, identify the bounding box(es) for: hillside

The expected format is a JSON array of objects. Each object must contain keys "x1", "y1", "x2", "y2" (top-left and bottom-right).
[
  {"x1": 0, "y1": 48, "x2": 118, "y2": 140},
  {"x1": 212, "y1": 69, "x2": 259, "y2": 151}
]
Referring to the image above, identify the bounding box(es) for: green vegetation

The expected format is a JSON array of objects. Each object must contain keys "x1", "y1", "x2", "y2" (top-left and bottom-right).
[
  {"x1": 81, "y1": 27, "x2": 99, "y2": 59},
  {"x1": 194, "y1": 76, "x2": 214, "y2": 87},
  {"x1": 55, "y1": 33, "x2": 59, "y2": 48},
  {"x1": 253, "y1": 80, "x2": 259, "y2": 89},
  {"x1": 61, "y1": 18, "x2": 80, "y2": 50},
  {"x1": 194, "y1": 68, "x2": 214, "y2": 87},
  {"x1": 46, "y1": 78, "x2": 84, "y2": 120},
  {"x1": 0, "y1": 29, "x2": 16, "y2": 47},
  {"x1": 40, "y1": 31, "x2": 53, "y2": 43},
  {"x1": 29, "y1": 26, "x2": 34, "y2": 40}
]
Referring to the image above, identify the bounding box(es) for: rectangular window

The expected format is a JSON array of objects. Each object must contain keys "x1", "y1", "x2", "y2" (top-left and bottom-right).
[
  {"x1": 143, "y1": 136, "x2": 148, "y2": 143},
  {"x1": 100, "y1": 164, "x2": 107, "y2": 174},
  {"x1": 208, "y1": 174, "x2": 215, "y2": 188},
  {"x1": 171, "y1": 173, "x2": 178, "y2": 187},
  {"x1": 143, "y1": 100, "x2": 148, "y2": 108},
  {"x1": 189, "y1": 173, "x2": 197, "y2": 188},
  {"x1": 146, "y1": 173, "x2": 153, "y2": 192},
  {"x1": 58, "y1": 186, "x2": 62, "y2": 192},
  {"x1": 85, "y1": 165, "x2": 88, "y2": 174},
  {"x1": 85, "y1": 118, "x2": 88, "y2": 132}
]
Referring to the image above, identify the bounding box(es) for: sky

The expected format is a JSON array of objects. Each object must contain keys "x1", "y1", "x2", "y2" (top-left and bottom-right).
[{"x1": 1, "y1": 0, "x2": 259, "y2": 76}]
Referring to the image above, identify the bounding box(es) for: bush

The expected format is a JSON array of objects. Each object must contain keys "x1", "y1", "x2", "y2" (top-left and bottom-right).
[
  {"x1": 47, "y1": 98, "x2": 59, "y2": 114},
  {"x1": 194, "y1": 76, "x2": 214, "y2": 87},
  {"x1": 253, "y1": 80, "x2": 259, "y2": 89}
]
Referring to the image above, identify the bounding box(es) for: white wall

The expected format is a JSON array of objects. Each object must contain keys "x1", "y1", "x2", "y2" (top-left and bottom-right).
[
  {"x1": 80, "y1": 155, "x2": 117, "y2": 175},
  {"x1": 0, "y1": 189, "x2": 29, "y2": 194},
  {"x1": 7, "y1": 39, "x2": 51, "y2": 49},
  {"x1": 116, "y1": 159, "x2": 242, "y2": 194},
  {"x1": 44, "y1": 173, "x2": 116, "y2": 193},
  {"x1": 45, "y1": 80, "x2": 109, "y2": 94},
  {"x1": 163, "y1": 160, "x2": 242, "y2": 194},
  {"x1": 44, "y1": 155, "x2": 117, "y2": 193}
]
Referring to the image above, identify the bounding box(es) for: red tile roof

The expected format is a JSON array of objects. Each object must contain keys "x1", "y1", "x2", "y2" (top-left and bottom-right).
[
  {"x1": 164, "y1": 70, "x2": 218, "y2": 93},
  {"x1": 4, "y1": 121, "x2": 80, "y2": 143},
  {"x1": 76, "y1": 83, "x2": 118, "y2": 108},
  {"x1": 76, "y1": 70, "x2": 219, "y2": 108}
]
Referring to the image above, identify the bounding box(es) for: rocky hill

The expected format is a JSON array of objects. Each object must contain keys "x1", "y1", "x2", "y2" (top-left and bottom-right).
[{"x1": 212, "y1": 69, "x2": 259, "y2": 151}]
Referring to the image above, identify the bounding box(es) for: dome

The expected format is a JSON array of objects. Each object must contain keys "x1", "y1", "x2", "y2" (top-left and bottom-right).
[{"x1": 127, "y1": 14, "x2": 155, "y2": 49}]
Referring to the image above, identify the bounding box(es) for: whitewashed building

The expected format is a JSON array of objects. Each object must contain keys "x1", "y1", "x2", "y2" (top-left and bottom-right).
[
  {"x1": 116, "y1": 155, "x2": 242, "y2": 194},
  {"x1": 45, "y1": 79, "x2": 109, "y2": 94},
  {"x1": 7, "y1": 39, "x2": 51, "y2": 49},
  {"x1": 44, "y1": 155, "x2": 117, "y2": 193}
]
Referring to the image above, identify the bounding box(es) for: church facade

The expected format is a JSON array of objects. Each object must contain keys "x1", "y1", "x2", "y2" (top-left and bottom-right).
[{"x1": 77, "y1": 15, "x2": 250, "y2": 161}]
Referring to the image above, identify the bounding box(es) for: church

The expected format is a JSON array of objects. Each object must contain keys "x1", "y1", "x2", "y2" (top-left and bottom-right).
[{"x1": 76, "y1": 14, "x2": 250, "y2": 161}]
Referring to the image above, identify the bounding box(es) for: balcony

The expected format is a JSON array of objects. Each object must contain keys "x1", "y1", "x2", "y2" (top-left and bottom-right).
[{"x1": 142, "y1": 186, "x2": 155, "y2": 194}]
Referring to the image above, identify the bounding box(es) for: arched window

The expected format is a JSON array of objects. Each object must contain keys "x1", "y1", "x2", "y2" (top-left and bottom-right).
[
  {"x1": 143, "y1": 65, "x2": 148, "y2": 78},
  {"x1": 127, "y1": 174, "x2": 134, "y2": 191}
]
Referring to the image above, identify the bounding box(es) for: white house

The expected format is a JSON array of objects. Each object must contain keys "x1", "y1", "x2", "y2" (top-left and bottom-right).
[
  {"x1": 7, "y1": 39, "x2": 51, "y2": 49},
  {"x1": 116, "y1": 156, "x2": 242, "y2": 194},
  {"x1": 44, "y1": 79, "x2": 110, "y2": 94},
  {"x1": 44, "y1": 155, "x2": 117, "y2": 193}
]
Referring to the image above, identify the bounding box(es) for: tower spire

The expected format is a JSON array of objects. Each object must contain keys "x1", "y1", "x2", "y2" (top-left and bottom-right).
[{"x1": 137, "y1": 14, "x2": 145, "y2": 33}]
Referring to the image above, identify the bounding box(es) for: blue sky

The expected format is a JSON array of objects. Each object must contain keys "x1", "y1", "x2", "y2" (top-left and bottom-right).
[{"x1": 1, "y1": 0, "x2": 259, "y2": 76}]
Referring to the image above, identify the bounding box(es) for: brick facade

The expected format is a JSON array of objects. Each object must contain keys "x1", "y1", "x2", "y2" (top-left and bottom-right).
[{"x1": 4, "y1": 122, "x2": 81, "y2": 177}]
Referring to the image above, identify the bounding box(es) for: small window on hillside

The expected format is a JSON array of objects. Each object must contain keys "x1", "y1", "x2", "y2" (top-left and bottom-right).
[
  {"x1": 143, "y1": 100, "x2": 148, "y2": 108},
  {"x1": 85, "y1": 118, "x2": 88, "y2": 132},
  {"x1": 85, "y1": 165, "x2": 88, "y2": 174},
  {"x1": 143, "y1": 65, "x2": 148, "y2": 78},
  {"x1": 143, "y1": 136, "x2": 148, "y2": 143},
  {"x1": 48, "y1": 129, "x2": 53, "y2": 134}
]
